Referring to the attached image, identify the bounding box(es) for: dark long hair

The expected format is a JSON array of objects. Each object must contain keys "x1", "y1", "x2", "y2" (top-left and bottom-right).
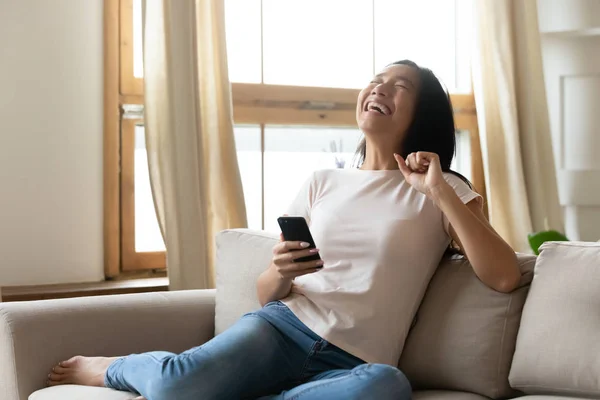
[{"x1": 355, "y1": 59, "x2": 470, "y2": 186}]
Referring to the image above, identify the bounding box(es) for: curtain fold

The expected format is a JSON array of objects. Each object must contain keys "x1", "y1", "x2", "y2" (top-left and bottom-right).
[
  {"x1": 472, "y1": 0, "x2": 563, "y2": 252},
  {"x1": 144, "y1": 0, "x2": 247, "y2": 290}
]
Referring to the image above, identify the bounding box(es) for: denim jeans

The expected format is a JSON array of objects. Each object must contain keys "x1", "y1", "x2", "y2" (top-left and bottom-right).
[{"x1": 105, "y1": 301, "x2": 411, "y2": 400}]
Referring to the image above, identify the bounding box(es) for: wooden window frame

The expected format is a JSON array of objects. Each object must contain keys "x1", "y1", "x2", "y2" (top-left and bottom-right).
[
  {"x1": 104, "y1": 0, "x2": 121, "y2": 277},
  {"x1": 105, "y1": 0, "x2": 485, "y2": 277},
  {"x1": 120, "y1": 118, "x2": 166, "y2": 271},
  {"x1": 119, "y1": 0, "x2": 143, "y2": 96}
]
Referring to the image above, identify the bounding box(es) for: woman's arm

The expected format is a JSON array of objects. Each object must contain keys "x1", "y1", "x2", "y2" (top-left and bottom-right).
[
  {"x1": 256, "y1": 267, "x2": 294, "y2": 307},
  {"x1": 259, "y1": 175, "x2": 319, "y2": 305},
  {"x1": 431, "y1": 185, "x2": 521, "y2": 293},
  {"x1": 256, "y1": 237, "x2": 324, "y2": 306},
  {"x1": 395, "y1": 151, "x2": 521, "y2": 293}
]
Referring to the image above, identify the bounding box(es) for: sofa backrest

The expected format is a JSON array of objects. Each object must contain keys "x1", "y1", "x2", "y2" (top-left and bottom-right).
[
  {"x1": 399, "y1": 254, "x2": 536, "y2": 399},
  {"x1": 215, "y1": 229, "x2": 277, "y2": 334}
]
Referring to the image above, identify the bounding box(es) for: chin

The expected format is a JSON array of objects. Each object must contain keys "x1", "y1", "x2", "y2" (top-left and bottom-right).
[{"x1": 358, "y1": 118, "x2": 390, "y2": 135}]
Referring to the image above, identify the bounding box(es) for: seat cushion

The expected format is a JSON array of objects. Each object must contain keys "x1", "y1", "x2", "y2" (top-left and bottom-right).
[
  {"x1": 30, "y1": 385, "x2": 137, "y2": 399},
  {"x1": 509, "y1": 241, "x2": 600, "y2": 397},
  {"x1": 215, "y1": 229, "x2": 278, "y2": 334},
  {"x1": 413, "y1": 390, "x2": 490, "y2": 399},
  {"x1": 399, "y1": 254, "x2": 536, "y2": 399}
]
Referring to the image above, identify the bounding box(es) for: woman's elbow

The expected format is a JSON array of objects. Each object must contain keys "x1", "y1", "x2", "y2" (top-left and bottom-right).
[
  {"x1": 492, "y1": 263, "x2": 522, "y2": 293},
  {"x1": 493, "y1": 276, "x2": 520, "y2": 293}
]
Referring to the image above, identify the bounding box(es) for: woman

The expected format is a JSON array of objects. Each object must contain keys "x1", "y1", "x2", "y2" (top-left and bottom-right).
[{"x1": 47, "y1": 60, "x2": 521, "y2": 400}]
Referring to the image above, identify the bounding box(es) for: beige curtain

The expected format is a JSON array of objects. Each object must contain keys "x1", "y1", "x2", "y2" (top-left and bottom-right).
[
  {"x1": 472, "y1": 0, "x2": 563, "y2": 252},
  {"x1": 143, "y1": 0, "x2": 247, "y2": 290}
]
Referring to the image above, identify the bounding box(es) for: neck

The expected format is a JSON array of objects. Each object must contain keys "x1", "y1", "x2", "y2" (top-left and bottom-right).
[{"x1": 360, "y1": 138, "x2": 400, "y2": 171}]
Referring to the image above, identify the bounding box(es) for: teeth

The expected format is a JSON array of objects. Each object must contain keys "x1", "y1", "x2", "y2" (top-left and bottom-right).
[{"x1": 367, "y1": 101, "x2": 390, "y2": 115}]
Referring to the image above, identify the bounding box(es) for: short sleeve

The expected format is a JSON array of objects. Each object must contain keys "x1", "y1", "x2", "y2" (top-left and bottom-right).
[
  {"x1": 286, "y1": 172, "x2": 316, "y2": 225},
  {"x1": 442, "y1": 172, "x2": 483, "y2": 235}
]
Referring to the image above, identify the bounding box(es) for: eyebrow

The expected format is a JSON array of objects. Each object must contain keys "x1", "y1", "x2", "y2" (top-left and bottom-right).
[{"x1": 374, "y1": 73, "x2": 415, "y2": 88}]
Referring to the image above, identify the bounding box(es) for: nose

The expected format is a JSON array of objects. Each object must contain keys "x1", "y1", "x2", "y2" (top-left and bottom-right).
[{"x1": 371, "y1": 83, "x2": 389, "y2": 97}]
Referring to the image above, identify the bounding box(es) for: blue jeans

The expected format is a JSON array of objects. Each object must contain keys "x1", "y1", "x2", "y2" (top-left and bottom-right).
[{"x1": 105, "y1": 301, "x2": 411, "y2": 400}]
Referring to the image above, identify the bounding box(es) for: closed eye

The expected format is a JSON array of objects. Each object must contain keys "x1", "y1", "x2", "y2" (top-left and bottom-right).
[{"x1": 395, "y1": 83, "x2": 408, "y2": 89}]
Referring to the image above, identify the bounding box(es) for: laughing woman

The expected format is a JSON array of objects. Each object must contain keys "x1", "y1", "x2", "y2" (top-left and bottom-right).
[{"x1": 47, "y1": 60, "x2": 520, "y2": 400}]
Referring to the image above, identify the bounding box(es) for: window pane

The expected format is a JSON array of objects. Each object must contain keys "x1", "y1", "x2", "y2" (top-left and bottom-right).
[
  {"x1": 455, "y1": 0, "x2": 474, "y2": 93},
  {"x1": 262, "y1": 0, "x2": 373, "y2": 88},
  {"x1": 264, "y1": 126, "x2": 362, "y2": 233},
  {"x1": 133, "y1": 0, "x2": 144, "y2": 78},
  {"x1": 233, "y1": 125, "x2": 263, "y2": 230},
  {"x1": 451, "y1": 129, "x2": 472, "y2": 182},
  {"x1": 375, "y1": 0, "x2": 455, "y2": 88},
  {"x1": 133, "y1": 125, "x2": 261, "y2": 251},
  {"x1": 374, "y1": 0, "x2": 472, "y2": 93},
  {"x1": 225, "y1": 0, "x2": 262, "y2": 83},
  {"x1": 134, "y1": 125, "x2": 165, "y2": 252}
]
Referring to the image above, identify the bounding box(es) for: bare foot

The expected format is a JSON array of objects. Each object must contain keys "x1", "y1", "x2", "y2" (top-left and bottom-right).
[{"x1": 47, "y1": 356, "x2": 120, "y2": 387}]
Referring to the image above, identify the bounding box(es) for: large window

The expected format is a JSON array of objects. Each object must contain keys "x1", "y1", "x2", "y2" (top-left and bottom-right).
[{"x1": 104, "y1": 0, "x2": 481, "y2": 276}]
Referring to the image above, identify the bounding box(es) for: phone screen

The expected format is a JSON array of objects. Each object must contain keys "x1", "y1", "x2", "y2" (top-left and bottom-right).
[{"x1": 277, "y1": 216, "x2": 321, "y2": 263}]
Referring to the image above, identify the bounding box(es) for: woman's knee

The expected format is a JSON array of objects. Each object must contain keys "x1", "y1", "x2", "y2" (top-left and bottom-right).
[{"x1": 354, "y1": 363, "x2": 411, "y2": 399}]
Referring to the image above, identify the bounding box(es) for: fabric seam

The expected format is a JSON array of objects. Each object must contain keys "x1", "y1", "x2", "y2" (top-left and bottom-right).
[
  {"x1": 514, "y1": 383, "x2": 600, "y2": 396},
  {"x1": 495, "y1": 291, "x2": 513, "y2": 398},
  {"x1": 299, "y1": 340, "x2": 321, "y2": 381},
  {"x1": 0, "y1": 309, "x2": 20, "y2": 399}
]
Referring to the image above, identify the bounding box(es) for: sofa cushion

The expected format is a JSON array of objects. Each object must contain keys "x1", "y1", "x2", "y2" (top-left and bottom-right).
[
  {"x1": 30, "y1": 385, "x2": 137, "y2": 399},
  {"x1": 517, "y1": 397, "x2": 586, "y2": 400},
  {"x1": 509, "y1": 241, "x2": 600, "y2": 397},
  {"x1": 413, "y1": 390, "x2": 490, "y2": 399},
  {"x1": 399, "y1": 254, "x2": 536, "y2": 399},
  {"x1": 215, "y1": 229, "x2": 278, "y2": 334}
]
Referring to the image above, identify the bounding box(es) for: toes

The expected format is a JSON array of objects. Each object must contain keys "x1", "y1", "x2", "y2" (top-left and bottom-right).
[
  {"x1": 48, "y1": 372, "x2": 65, "y2": 382},
  {"x1": 52, "y1": 365, "x2": 68, "y2": 374},
  {"x1": 60, "y1": 356, "x2": 83, "y2": 368},
  {"x1": 47, "y1": 373, "x2": 70, "y2": 387}
]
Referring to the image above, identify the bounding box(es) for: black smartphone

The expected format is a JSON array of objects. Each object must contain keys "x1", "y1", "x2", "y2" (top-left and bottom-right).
[{"x1": 277, "y1": 216, "x2": 321, "y2": 263}]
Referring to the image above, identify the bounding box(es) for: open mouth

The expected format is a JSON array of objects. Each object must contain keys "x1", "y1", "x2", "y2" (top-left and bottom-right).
[{"x1": 364, "y1": 101, "x2": 391, "y2": 116}]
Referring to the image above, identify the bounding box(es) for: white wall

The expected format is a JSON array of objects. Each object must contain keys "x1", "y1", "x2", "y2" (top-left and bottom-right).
[
  {"x1": 0, "y1": 0, "x2": 105, "y2": 285},
  {"x1": 538, "y1": 0, "x2": 600, "y2": 241}
]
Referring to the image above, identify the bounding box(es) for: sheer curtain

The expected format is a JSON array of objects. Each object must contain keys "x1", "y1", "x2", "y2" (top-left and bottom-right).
[
  {"x1": 143, "y1": 0, "x2": 247, "y2": 290},
  {"x1": 472, "y1": 0, "x2": 563, "y2": 252}
]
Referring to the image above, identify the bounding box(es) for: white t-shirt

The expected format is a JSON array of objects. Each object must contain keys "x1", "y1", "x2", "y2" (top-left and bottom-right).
[{"x1": 282, "y1": 169, "x2": 481, "y2": 366}]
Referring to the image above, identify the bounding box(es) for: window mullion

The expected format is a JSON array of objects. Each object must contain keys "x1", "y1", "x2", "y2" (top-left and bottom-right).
[
  {"x1": 372, "y1": 0, "x2": 376, "y2": 75},
  {"x1": 260, "y1": 0, "x2": 264, "y2": 84},
  {"x1": 260, "y1": 123, "x2": 266, "y2": 230}
]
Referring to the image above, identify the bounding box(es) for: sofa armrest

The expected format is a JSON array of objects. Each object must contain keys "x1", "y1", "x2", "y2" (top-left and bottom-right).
[{"x1": 0, "y1": 289, "x2": 215, "y2": 400}]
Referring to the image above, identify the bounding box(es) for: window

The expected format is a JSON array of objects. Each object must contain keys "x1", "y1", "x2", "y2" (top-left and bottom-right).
[
  {"x1": 104, "y1": 0, "x2": 482, "y2": 276},
  {"x1": 120, "y1": 116, "x2": 165, "y2": 270},
  {"x1": 235, "y1": 125, "x2": 363, "y2": 232},
  {"x1": 223, "y1": 0, "x2": 474, "y2": 92}
]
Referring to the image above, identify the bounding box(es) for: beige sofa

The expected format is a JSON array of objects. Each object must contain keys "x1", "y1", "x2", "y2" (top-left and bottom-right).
[{"x1": 1, "y1": 229, "x2": 598, "y2": 400}]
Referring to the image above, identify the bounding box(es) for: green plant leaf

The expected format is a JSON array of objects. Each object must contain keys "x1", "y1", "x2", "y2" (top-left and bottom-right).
[{"x1": 528, "y1": 230, "x2": 569, "y2": 255}]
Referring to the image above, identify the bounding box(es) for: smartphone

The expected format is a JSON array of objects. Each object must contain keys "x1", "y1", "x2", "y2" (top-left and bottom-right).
[{"x1": 277, "y1": 216, "x2": 321, "y2": 263}]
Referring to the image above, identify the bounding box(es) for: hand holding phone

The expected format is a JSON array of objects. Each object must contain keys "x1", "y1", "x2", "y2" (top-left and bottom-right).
[
  {"x1": 277, "y1": 216, "x2": 321, "y2": 263},
  {"x1": 269, "y1": 240, "x2": 323, "y2": 279}
]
